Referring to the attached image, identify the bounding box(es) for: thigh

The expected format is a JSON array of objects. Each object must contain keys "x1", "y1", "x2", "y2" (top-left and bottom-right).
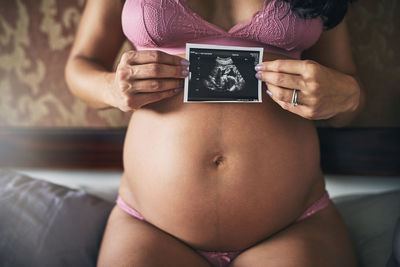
[
  {"x1": 97, "y1": 206, "x2": 211, "y2": 267},
  {"x1": 230, "y1": 202, "x2": 358, "y2": 267}
]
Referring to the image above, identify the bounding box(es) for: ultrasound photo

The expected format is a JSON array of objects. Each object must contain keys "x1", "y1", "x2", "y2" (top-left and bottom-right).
[{"x1": 184, "y1": 44, "x2": 263, "y2": 103}]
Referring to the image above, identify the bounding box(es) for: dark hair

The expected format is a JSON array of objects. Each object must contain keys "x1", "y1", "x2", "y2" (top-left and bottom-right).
[{"x1": 282, "y1": 0, "x2": 356, "y2": 30}]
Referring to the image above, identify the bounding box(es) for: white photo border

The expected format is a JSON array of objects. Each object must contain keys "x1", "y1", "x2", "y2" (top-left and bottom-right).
[{"x1": 184, "y1": 43, "x2": 264, "y2": 103}]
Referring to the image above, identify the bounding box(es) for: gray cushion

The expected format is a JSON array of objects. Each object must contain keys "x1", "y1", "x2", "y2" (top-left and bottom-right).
[
  {"x1": 333, "y1": 190, "x2": 400, "y2": 267},
  {"x1": 0, "y1": 169, "x2": 114, "y2": 267},
  {"x1": 386, "y1": 218, "x2": 400, "y2": 267}
]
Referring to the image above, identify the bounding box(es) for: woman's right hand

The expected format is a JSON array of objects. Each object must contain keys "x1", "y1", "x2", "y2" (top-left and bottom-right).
[{"x1": 109, "y1": 50, "x2": 190, "y2": 112}]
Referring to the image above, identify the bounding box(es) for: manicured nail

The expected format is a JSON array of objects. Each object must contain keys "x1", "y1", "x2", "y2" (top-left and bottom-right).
[
  {"x1": 255, "y1": 65, "x2": 263, "y2": 71},
  {"x1": 174, "y1": 88, "x2": 183, "y2": 93},
  {"x1": 181, "y1": 59, "x2": 190, "y2": 66},
  {"x1": 266, "y1": 90, "x2": 272, "y2": 97},
  {"x1": 255, "y1": 73, "x2": 261, "y2": 80},
  {"x1": 182, "y1": 70, "x2": 189, "y2": 76}
]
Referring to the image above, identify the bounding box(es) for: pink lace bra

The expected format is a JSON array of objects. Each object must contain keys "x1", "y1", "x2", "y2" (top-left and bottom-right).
[{"x1": 121, "y1": 0, "x2": 324, "y2": 59}]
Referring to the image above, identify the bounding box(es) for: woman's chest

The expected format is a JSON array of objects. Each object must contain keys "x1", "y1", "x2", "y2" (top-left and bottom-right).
[{"x1": 185, "y1": 0, "x2": 266, "y2": 31}]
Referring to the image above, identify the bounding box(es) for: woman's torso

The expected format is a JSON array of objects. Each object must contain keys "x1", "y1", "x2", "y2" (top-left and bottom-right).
[{"x1": 119, "y1": 0, "x2": 326, "y2": 251}]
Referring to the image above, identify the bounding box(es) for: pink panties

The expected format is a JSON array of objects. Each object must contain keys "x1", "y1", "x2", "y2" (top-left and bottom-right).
[{"x1": 116, "y1": 191, "x2": 331, "y2": 267}]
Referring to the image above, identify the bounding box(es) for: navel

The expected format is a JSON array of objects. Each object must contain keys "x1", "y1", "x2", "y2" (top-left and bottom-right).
[{"x1": 212, "y1": 154, "x2": 225, "y2": 167}]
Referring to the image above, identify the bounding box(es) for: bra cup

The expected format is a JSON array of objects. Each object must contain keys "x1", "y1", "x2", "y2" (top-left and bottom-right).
[
  {"x1": 142, "y1": 0, "x2": 178, "y2": 46},
  {"x1": 233, "y1": 1, "x2": 303, "y2": 52},
  {"x1": 141, "y1": 0, "x2": 220, "y2": 47},
  {"x1": 122, "y1": 0, "x2": 159, "y2": 47},
  {"x1": 268, "y1": 0, "x2": 298, "y2": 50}
]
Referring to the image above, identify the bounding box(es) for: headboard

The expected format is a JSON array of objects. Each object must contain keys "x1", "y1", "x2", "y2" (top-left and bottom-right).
[
  {"x1": 1, "y1": 127, "x2": 399, "y2": 176},
  {"x1": 0, "y1": 0, "x2": 399, "y2": 175}
]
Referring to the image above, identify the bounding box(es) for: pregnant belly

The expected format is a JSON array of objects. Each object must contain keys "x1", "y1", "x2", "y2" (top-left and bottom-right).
[{"x1": 120, "y1": 62, "x2": 324, "y2": 252}]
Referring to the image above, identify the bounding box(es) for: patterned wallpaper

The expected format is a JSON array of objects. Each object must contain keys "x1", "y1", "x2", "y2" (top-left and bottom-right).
[
  {"x1": 346, "y1": 0, "x2": 400, "y2": 126},
  {"x1": 0, "y1": 0, "x2": 131, "y2": 127},
  {"x1": 0, "y1": 0, "x2": 399, "y2": 127}
]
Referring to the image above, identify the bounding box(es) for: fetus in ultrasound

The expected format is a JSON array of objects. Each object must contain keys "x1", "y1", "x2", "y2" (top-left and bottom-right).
[{"x1": 203, "y1": 57, "x2": 246, "y2": 92}]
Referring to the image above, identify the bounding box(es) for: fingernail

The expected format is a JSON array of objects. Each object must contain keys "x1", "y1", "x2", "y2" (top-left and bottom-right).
[
  {"x1": 174, "y1": 88, "x2": 183, "y2": 93},
  {"x1": 266, "y1": 90, "x2": 272, "y2": 97},
  {"x1": 181, "y1": 59, "x2": 190, "y2": 66},
  {"x1": 255, "y1": 73, "x2": 261, "y2": 80},
  {"x1": 182, "y1": 70, "x2": 189, "y2": 76},
  {"x1": 255, "y1": 65, "x2": 263, "y2": 71}
]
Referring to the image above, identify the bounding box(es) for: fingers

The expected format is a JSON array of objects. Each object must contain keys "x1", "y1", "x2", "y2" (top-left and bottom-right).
[
  {"x1": 112, "y1": 50, "x2": 188, "y2": 112},
  {"x1": 116, "y1": 63, "x2": 187, "y2": 89},
  {"x1": 119, "y1": 78, "x2": 184, "y2": 94},
  {"x1": 257, "y1": 59, "x2": 318, "y2": 76},
  {"x1": 266, "y1": 83, "x2": 313, "y2": 106},
  {"x1": 117, "y1": 60, "x2": 188, "y2": 80},
  {"x1": 117, "y1": 50, "x2": 189, "y2": 86},
  {"x1": 257, "y1": 71, "x2": 305, "y2": 91},
  {"x1": 257, "y1": 59, "x2": 334, "y2": 120},
  {"x1": 272, "y1": 98, "x2": 317, "y2": 120},
  {"x1": 255, "y1": 59, "x2": 320, "y2": 107},
  {"x1": 120, "y1": 89, "x2": 180, "y2": 112},
  {"x1": 129, "y1": 63, "x2": 189, "y2": 79},
  {"x1": 266, "y1": 85, "x2": 324, "y2": 120},
  {"x1": 135, "y1": 89, "x2": 180, "y2": 106},
  {"x1": 120, "y1": 50, "x2": 188, "y2": 66}
]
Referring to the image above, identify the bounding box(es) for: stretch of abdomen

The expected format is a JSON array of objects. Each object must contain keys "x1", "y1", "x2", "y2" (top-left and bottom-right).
[{"x1": 119, "y1": 89, "x2": 324, "y2": 251}]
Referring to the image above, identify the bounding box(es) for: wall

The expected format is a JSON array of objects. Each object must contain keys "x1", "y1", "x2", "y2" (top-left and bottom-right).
[{"x1": 0, "y1": 0, "x2": 130, "y2": 127}]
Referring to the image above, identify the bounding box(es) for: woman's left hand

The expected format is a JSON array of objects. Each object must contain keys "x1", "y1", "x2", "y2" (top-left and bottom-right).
[{"x1": 255, "y1": 59, "x2": 360, "y2": 120}]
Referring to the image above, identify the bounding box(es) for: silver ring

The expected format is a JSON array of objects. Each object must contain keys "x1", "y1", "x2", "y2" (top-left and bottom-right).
[{"x1": 291, "y1": 89, "x2": 298, "y2": 106}]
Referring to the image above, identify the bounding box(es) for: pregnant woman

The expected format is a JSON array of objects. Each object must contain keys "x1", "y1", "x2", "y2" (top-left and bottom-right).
[{"x1": 66, "y1": 0, "x2": 364, "y2": 266}]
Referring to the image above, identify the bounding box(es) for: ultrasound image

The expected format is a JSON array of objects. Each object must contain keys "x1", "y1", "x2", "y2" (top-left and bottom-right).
[
  {"x1": 203, "y1": 57, "x2": 246, "y2": 92},
  {"x1": 185, "y1": 45, "x2": 262, "y2": 102}
]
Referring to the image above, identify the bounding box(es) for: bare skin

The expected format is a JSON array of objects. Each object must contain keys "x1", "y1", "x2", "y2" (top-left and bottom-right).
[{"x1": 65, "y1": 0, "x2": 360, "y2": 266}]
